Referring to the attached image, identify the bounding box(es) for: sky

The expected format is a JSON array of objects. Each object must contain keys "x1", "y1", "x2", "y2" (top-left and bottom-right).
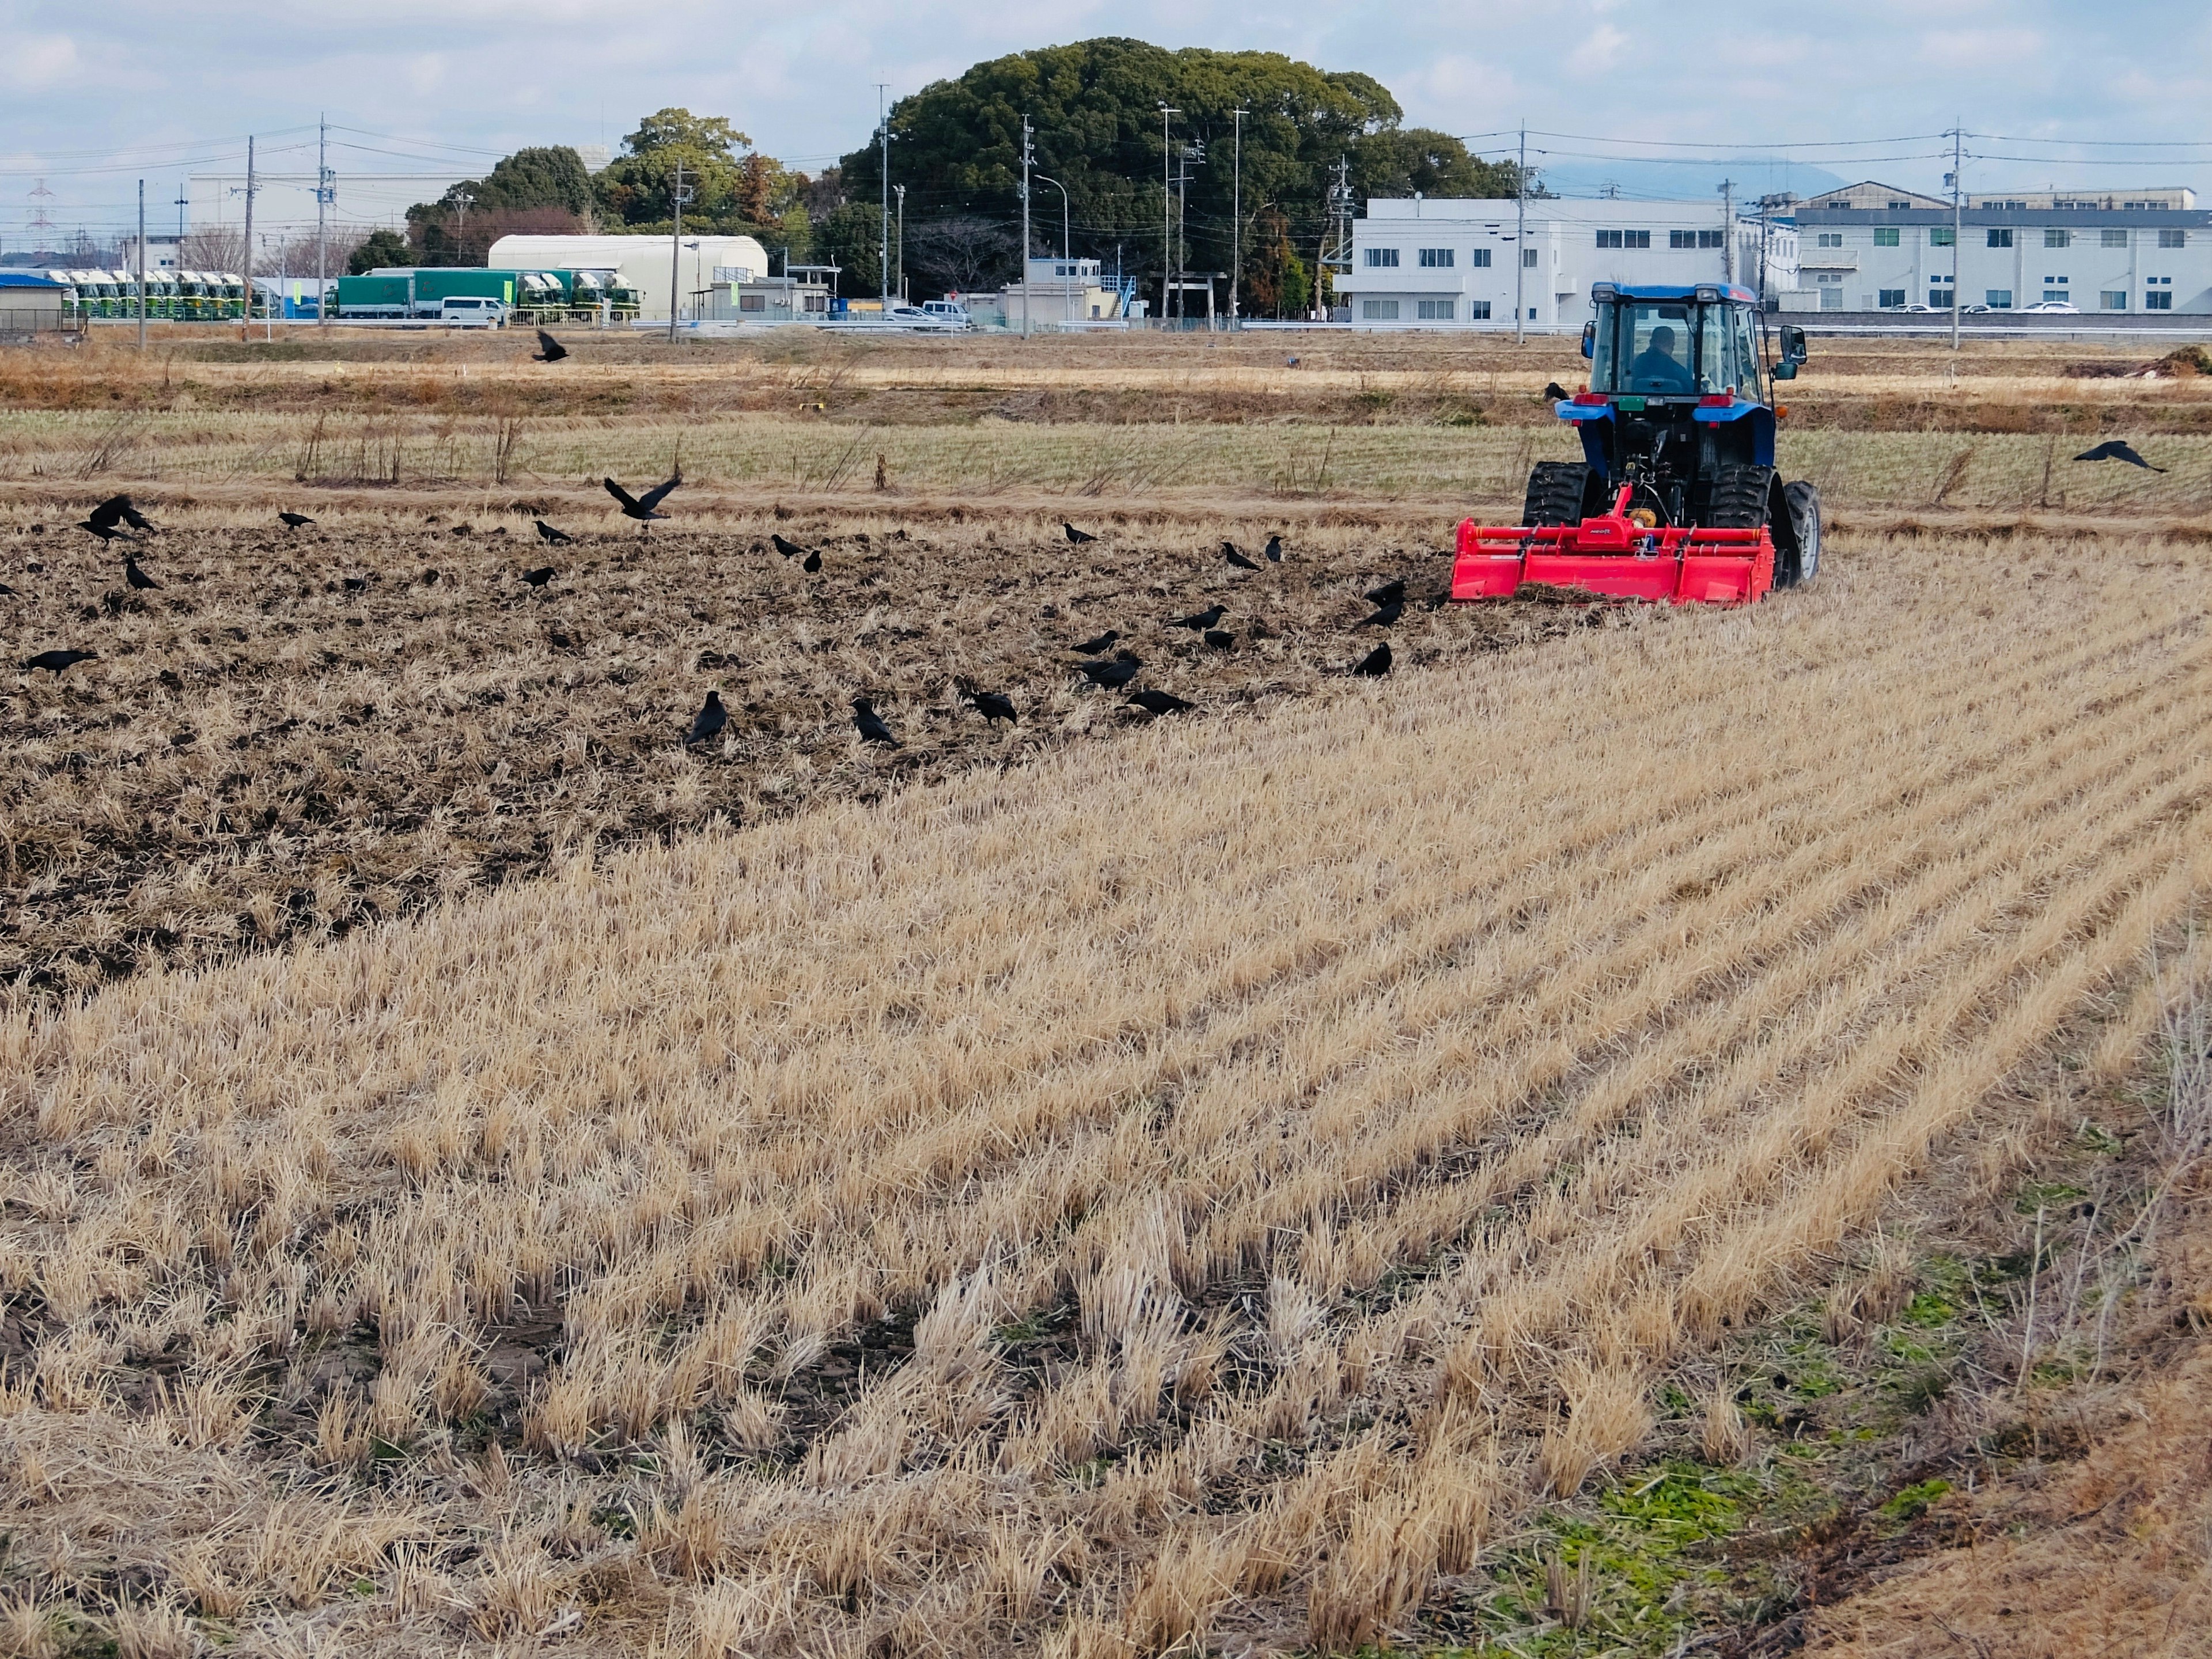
[{"x1": 5, "y1": 0, "x2": 2212, "y2": 244}]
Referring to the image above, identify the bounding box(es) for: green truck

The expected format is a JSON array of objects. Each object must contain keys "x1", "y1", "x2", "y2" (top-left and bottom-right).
[{"x1": 332, "y1": 267, "x2": 642, "y2": 324}]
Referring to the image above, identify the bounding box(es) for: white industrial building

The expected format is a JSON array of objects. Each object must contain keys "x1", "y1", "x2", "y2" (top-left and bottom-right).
[
  {"x1": 1785, "y1": 180, "x2": 2210, "y2": 313},
  {"x1": 485, "y1": 233, "x2": 770, "y2": 323},
  {"x1": 1340, "y1": 198, "x2": 1797, "y2": 331}
]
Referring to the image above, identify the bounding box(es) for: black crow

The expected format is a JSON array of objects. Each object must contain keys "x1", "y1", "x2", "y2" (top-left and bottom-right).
[
  {"x1": 25, "y1": 649, "x2": 96, "y2": 673},
  {"x1": 964, "y1": 687, "x2": 1018, "y2": 726},
  {"x1": 1543, "y1": 381, "x2": 1571, "y2": 402},
  {"x1": 685, "y1": 690, "x2": 727, "y2": 746},
  {"x1": 1264, "y1": 535, "x2": 1283, "y2": 563},
  {"x1": 450, "y1": 523, "x2": 473, "y2": 537},
  {"x1": 158, "y1": 668, "x2": 184, "y2": 692},
  {"x1": 802, "y1": 549, "x2": 822, "y2": 573},
  {"x1": 1125, "y1": 688, "x2": 1195, "y2": 716},
  {"x1": 81, "y1": 494, "x2": 153, "y2": 540},
  {"x1": 605, "y1": 473, "x2": 681, "y2": 524},
  {"x1": 78, "y1": 512, "x2": 132, "y2": 544},
  {"x1": 123, "y1": 555, "x2": 161, "y2": 590},
  {"x1": 2073, "y1": 440, "x2": 2165, "y2": 471},
  {"x1": 535, "y1": 520, "x2": 573, "y2": 546},
  {"x1": 1365, "y1": 578, "x2": 1407, "y2": 606},
  {"x1": 279, "y1": 512, "x2": 315, "y2": 528},
  {"x1": 1077, "y1": 655, "x2": 1141, "y2": 691},
  {"x1": 1173, "y1": 604, "x2": 1227, "y2": 631},
  {"x1": 772, "y1": 532, "x2": 808, "y2": 559},
  {"x1": 1073, "y1": 629, "x2": 1121, "y2": 654},
  {"x1": 0, "y1": 581, "x2": 15, "y2": 595},
  {"x1": 1353, "y1": 642, "x2": 1392, "y2": 677},
  {"x1": 1064, "y1": 522, "x2": 1097, "y2": 544},
  {"x1": 421, "y1": 569, "x2": 440, "y2": 585},
  {"x1": 851, "y1": 696, "x2": 900, "y2": 746},
  {"x1": 521, "y1": 567, "x2": 556, "y2": 587},
  {"x1": 1224, "y1": 542, "x2": 1260, "y2": 570},
  {"x1": 341, "y1": 575, "x2": 368, "y2": 593},
  {"x1": 1358, "y1": 600, "x2": 1404, "y2": 628},
  {"x1": 533, "y1": 330, "x2": 570, "y2": 363},
  {"x1": 1203, "y1": 630, "x2": 1236, "y2": 651}
]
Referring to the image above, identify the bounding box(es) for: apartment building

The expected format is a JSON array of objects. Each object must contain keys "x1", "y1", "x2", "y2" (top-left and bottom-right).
[
  {"x1": 1786, "y1": 180, "x2": 2211, "y2": 313},
  {"x1": 1340, "y1": 198, "x2": 1798, "y2": 331}
]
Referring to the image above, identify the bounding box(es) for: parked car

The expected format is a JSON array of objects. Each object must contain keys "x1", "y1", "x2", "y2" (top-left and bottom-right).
[
  {"x1": 2022, "y1": 300, "x2": 2080, "y2": 313},
  {"x1": 920, "y1": 300, "x2": 973, "y2": 329},
  {"x1": 438, "y1": 296, "x2": 507, "y2": 328},
  {"x1": 1963, "y1": 303, "x2": 1994, "y2": 314},
  {"x1": 1888, "y1": 302, "x2": 1937, "y2": 313}
]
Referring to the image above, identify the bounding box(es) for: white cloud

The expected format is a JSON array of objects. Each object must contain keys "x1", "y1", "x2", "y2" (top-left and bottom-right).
[
  {"x1": 3, "y1": 35, "x2": 81, "y2": 89},
  {"x1": 1567, "y1": 24, "x2": 1629, "y2": 78}
]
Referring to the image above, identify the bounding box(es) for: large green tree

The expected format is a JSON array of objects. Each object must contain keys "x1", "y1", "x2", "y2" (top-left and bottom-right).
[
  {"x1": 838, "y1": 39, "x2": 1524, "y2": 306},
  {"x1": 407, "y1": 145, "x2": 596, "y2": 264}
]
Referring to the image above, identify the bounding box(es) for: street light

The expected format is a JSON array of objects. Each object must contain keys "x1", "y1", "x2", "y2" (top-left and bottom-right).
[
  {"x1": 1158, "y1": 103, "x2": 1178, "y2": 324},
  {"x1": 1033, "y1": 175, "x2": 1070, "y2": 262}
]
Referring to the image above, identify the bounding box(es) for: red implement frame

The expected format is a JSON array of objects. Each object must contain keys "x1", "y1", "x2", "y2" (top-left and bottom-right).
[{"x1": 1452, "y1": 486, "x2": 1774, "y2": 606}]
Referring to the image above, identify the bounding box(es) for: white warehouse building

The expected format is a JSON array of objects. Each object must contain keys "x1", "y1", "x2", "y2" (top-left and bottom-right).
[
  {"x1": 1340, "y1": 198, "x2": 1798, "y2": 331},
  {"x1": 1785, "y1": 180, "x2": 2211, "y2": 313}
]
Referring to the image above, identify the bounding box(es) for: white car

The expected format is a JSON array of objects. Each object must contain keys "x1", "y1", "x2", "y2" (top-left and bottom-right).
[
  {"x1": 438, "y1": 296, "x2": 507, "y2": 328},
  {"x1": 920, "y1": 300, "x2": 972, "y2": 329},
  {"x1": 2022, "y1": 300, "x2": 2079, "y2": 314}
]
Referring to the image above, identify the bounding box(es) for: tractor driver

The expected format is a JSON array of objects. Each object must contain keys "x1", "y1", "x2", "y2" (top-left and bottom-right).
[{"x1": 1628, "y1": 322, "x2": 1695, "y2": 393}]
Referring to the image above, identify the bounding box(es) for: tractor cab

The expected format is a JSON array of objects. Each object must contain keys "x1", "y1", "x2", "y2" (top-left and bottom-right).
[{"x1": 1449, "y1": 282, "x2": 1820, "y2": 605}]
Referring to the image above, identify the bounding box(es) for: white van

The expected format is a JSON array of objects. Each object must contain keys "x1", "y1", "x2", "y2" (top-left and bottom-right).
[
  {"x1": 919, "y1": 300, "x2": 972, "y2": 330},
  {"x1": 439, "y1": 296, "x2": 507, "y2": 328}
]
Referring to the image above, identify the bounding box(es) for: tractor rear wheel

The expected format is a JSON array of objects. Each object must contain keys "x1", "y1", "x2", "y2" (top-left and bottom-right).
[
  {"x1": 1779, "y1": 480, "x2": 1823, "y2": 588},
  {"x1": 1522, "y1": 461, "x2": 1597, "y2": 527},
  {"x1": 1703, "y1": 463, "x2": 1777, "y2": 531}
]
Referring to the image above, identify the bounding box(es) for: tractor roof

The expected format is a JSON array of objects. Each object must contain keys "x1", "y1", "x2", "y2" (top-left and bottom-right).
[{"x1": 1590, "y1": 282, "x2": 1762, "y2": 305}]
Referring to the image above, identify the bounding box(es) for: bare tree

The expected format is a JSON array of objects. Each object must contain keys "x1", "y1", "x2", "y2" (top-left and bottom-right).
[
  {"x1": 181, "y1": 226, "x2": 249, "y2": 275},
  {"x1": 905, "y1": 215, "x2": 1017, "y2": 296}
]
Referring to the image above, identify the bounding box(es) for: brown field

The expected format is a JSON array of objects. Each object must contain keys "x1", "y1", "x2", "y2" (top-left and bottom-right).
[{"x1": 3, "y1": 327, "x2": 2212, "y2": 1656}]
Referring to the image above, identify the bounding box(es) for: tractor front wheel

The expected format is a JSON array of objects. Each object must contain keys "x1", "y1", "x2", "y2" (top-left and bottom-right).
[
  {"x1": 1779, "y1": 480, "x2": 1823, "y2": 588},
  {"x1": 1522, "y1": 461, "x2": 1598, "y2": 527}
]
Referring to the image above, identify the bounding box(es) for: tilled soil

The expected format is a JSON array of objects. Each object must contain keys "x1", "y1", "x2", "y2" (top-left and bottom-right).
[{"x1": 2, "y1": 509, "x2": 1623, "y2": 997}]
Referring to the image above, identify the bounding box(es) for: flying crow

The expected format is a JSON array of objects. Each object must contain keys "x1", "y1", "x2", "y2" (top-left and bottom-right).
[
  {"x1": 1353, "y1": 642, "x2": 1392, "y2": 677},
  {"x1": 1173, "y1": 604, "x2": 1227, "y2": 631},
  {"x1": 1264, "y1": 535, "x2": 1283, "y2": 563},
  {"x1": 279, "y1": 512, "x2": 316, "y2": 529},
  {"x1": 772, "y1": 533, "x2": 809, "y2": 559},
  {"x1": 533, "y1": 330, "x2": 570, "y2": 363},
  {"x1": 2073, "y1": 440, "x2": 2165, "y2": 471},
  {"x1": 123, "y1": 555, "x2": 161, "y2": 590},
  {"x1": 80, "y1": 494, "x2": 153, "y2": 541},
  {"x1": 521, "y1": 567, "x2": 556, "y2": 587},
  {"x1": 1125, "y1": 688, "x2": 1195, "y2": 716},
  {"x1": 1073, "y1": 629, "x2": 1121, "y2": 655},
  {"x1": 1203, "y1": 629, "x2": 1236, "y2": 651},
  {"x1": 1543, "y1": 381, "x2": 1571, "y2": 402},
  {"x1": 535, "y1": 520, "x2": 572, "y2": 546},
  {"x1": 24, "y1": 649, "x2": 96, "y2": 673},
  {"x1": 1064, "y1": 522, "x2": 1097, "y2": 544},
  {"x1": 685, "y1": 690, "x2": 728, "y2": 746},
  {"x1": 1364, "y1": 578, "x2": 1407, "y2": 606},
  {"x1": 1077, "y1": 654, "x2": 1141, "y2": 691},
  {"x1": 1224, "y1": 542, "x2": 1260, "y2": 570},
  {"x1": 1359, "y1": 599, "x2": 1404, "y2": 628},
  {"x1": 605, "y1": 473, "x2": 681, "y2": 525},
  {"x1": 851, "y1": 696, "x2": 900, "y2": 746}
]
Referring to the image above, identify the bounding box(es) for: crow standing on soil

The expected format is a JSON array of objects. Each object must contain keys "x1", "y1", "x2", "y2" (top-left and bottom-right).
[
  {"x1": 1064, "y1": 522, "x2": 1097, "y2": 544},
  {"x1": 533, "y1": 331, "x2": 570, "y2": 363},
  {"x1": 1173, "y1": 604, "x2": 1227, "y2": 631},
  {"x1": 24, "y1": 649, "x2": 96, "y2": 673},
  {"x1": 1364, "y1": 578, "x2": 1407, "y2": 607},
  {"x1": 1125, "y1": 689, "x2": 1195, "y2": 717},
  {"x1": 772, "y1": 533, "x2": 809, "y2": 559},
  {"x1": 279, "y1": 512, "x2": 316, "y2": 529},
  {"x1": 961, "y1": 686, "x2": 1019, "y2": 726},
  {"x1": 685, "y1": 690, "x2": 728, "y2": 746},
  {"x1": 1224, "y1": 541, "x2": 1260, "y2": 570},
  {"x1": 802, "y1": 548, "x2": 822, "y2": 573},
  {"x1": 1203, "y1": 630, "x2": 1236, "y2": 651},
  {"x1": 604, "y1": 474, "x2": 681, "y2": 525},
  {"x1": 1353, "y1": 642, "x2": 1393, "y2": 677},
  {"x1": 1072, "y1": 629, "x2": 1121, "y2": 655},
  {"x1": 1077, "y1": 654, "x2": 1142, "y2": 691},
  {"x1": 2073, "y1": 440, "x2": 2165, "y2": 471},
  {"x1": 535, "y1": 520, "x2": 573, "y2": 546},
  {"x1": 1264, "y1": 535, "x2": 1283, "y2": 563},
  {"x1": 851, "y1": 696, "x2": 900, "y2": 746},
  {"x1": 1359, "y1": 599, "x2": 1405, "y2": 628},
  {"x1": 341, "y1": 575, "x2": 368, "y2": 593},
  {"x1": 123, "y1": 555, "x2": 161, "y2": 590},
  {"x1": 521, "y1": 567, "x2": 556, "y2": 588},
  {"x1": 1543, "y1": 381, "x2": 1572, "y2": 402}
]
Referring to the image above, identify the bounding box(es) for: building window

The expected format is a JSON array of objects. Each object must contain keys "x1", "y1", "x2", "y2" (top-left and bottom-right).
[
  {"x1": 2042, "y1": 290, "x2": 2069, "y2": 303},
  {"x1": 2158, "y1": 228, "x2": 2186, "y2": 248},
  {"x1": 738, "y1": 293, "x2": 766, "y2": 312},
  {"x1": 1874, "y1": 228, "x2": 1900, "y2": 247},
  {"x1": 1986, "y1": 228, "x2": 2013, "y2": 248},
  {"x1": 1878, "y1": 288, "x2": 1907, "y2": 307},
  {"x1": 1929, "y1": 226, "x2": 1955, "y2": 248},
  {"x1": 2101, "y1": 290, "x2": 2128, "y2": 310},
  {"x1": 1468, "y1": 300, "x2": 1492, "y2": 320},
  {"x1": 2147, "y1": 289, "x2": 2173, "y2": 310},
  {"x1": 2044, "y1": 228, "x2": 2070, "y2": 248},
  {"x1": 1667, "y1": 229, "x2": 1725, "y2": 249},
  {"x1": 1361, "y1": 298, "x2": 1400, "y2": 319},
  {"x1": 1416, "y1": 298, "x2": 1455, "y2": 320},
  {"x1": 1594, "y1": 229, "x2": 1650, "y2": 249},
  {"x1": 1816, "y1": 232, "x2": 1843, "y2": 248},
  {"x1": 1930, "y1": 287, "x2": 1955, "y2": 307},
  {"x1": 1986, "y1": 289, "x2": 2013, "y2": 308},
  {"x1": 1522, "y1": 248, "x2": 1539, "y2": 267},
  {"x1": 1469, "y1": 247, "x2": 1492, "y2": 267},
  {"x1": 1363, "y1": 247, "x2": 1399, "y2": 268},
  {"x1": 1888, "y1": 200, "x2": 1912, "y2": 210},
  {"x1": 2103, "y1": 229, "x2": 2129, "y2": 248},
  {"x1": 1418, "y1": 248, "x2": 1454, "y2": 268}
]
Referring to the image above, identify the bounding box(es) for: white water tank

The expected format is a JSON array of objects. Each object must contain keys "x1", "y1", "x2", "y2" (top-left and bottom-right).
[{"x1": 485, "y1": 233, "x2": 770, "y2": 322}]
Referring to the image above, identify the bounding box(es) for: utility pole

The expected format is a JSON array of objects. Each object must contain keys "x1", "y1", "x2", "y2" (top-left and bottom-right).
[
  {"x1": 666, "y1": 159, "x2": 690, "y2": 343},
  {"x1": 1158, "y1": 103, "x2": 1177, "y2": 324},
  {"x1": 136, "y1": 179, "x2": 146, "y2": 351},
  {"x1": 175, "y1": 183, "x2": 188, "y2": 245},
  {"x1": 877, "y1": 84, "x2": 891, "y2": 310},
  {"x1": 1232, "y1": 107, "x2": 1247, "y2": 327},
  {"x1": 1949, "y1": 126, "x2": 1963, "y2": 353},
  {"x1": 240, "y1": 135, "x2": 257, "y2": 327},
  {"x1": 1514, "y1": 124, "x2": 1527, "y2": 343},
  {"x1": 315, "y1": 115, "x2": 331, "y2": 329},
  {"x1": 1718, "y1": 179, "x2": 1735, "y2": 282},
  {"x1": 1020, "y1": 113, "x2": 1033, "y2": 338},
  {"x1": 893, "y1": 184, "x2": 906, "y2": 301}
]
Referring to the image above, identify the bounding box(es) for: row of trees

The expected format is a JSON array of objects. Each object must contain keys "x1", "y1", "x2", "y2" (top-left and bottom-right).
[{"x1": 370, "y1": 39, "x2": 1531, "y2": 313}]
